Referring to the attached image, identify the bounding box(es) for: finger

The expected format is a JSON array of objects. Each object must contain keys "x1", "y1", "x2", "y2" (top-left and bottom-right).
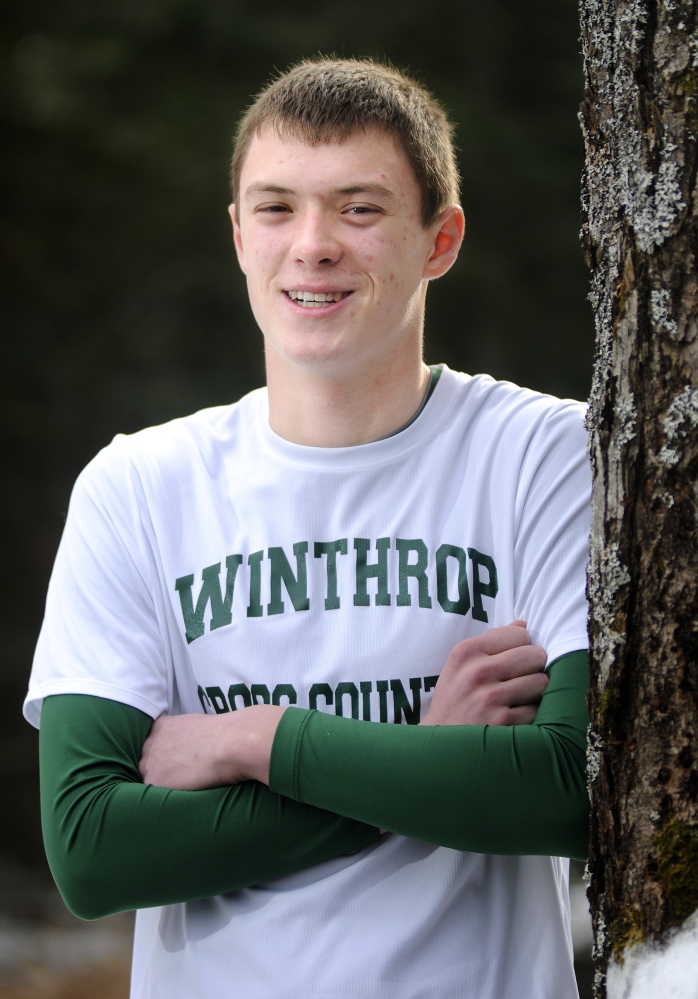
[
  {"x1": 486, "y1": 644, "x2": 548, "y2": 680},
  {"x1": 462, "y1": 645, "x2": 547, "y2": 685},
  {"x1": 467, "y1": 624, "x2": 532, "y2": 657},
  {"x1": 509, "y1": 619, "x2": 527, "y2": 627},
  {"x1": 495, "y1": 672, "x2": 549, "y2": 707},
  {"x1": 502, "y1": 703, "x2": 540, "y2": 726}
]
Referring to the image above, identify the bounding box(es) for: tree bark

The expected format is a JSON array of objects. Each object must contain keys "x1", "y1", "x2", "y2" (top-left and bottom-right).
[{"x1": 580, "y1": 0, "x2": 698, "y2": 994}]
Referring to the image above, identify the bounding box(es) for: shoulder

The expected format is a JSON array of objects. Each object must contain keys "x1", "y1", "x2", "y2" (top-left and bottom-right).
[
  {"x1": 75, "y1": 387, "x2": 267, "y2": 503},
  {"x1": 441, "y1": 366, "x2": 588, "y2": 457}
]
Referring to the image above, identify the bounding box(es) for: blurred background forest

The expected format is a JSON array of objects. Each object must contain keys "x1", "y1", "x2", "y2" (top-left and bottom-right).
[{"x1": 1, "y1": 0, "x2": 594, "y2": 990}]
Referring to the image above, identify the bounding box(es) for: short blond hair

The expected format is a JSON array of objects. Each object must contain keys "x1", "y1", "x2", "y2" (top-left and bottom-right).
[{"x1": 231, "y1": 57, "x2": 460, "y2": 227}]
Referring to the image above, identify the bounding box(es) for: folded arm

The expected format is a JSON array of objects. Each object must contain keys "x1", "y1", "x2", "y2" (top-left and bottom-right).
[
  {"x1": 270, "y1": 650, "x2": 590, "y2": 860},
  {"x1": 39, "y1": 693, "x2": 379, "y2": 920},
  {"x1": 40, "y1": 632, "x2": 587, "y2": 921},
  {"x1": 139, "y1": 630, "x2": 588, "y2": 859},
  {"x1": 141, "y1": 642, "x2": 588, "y2": 859}
]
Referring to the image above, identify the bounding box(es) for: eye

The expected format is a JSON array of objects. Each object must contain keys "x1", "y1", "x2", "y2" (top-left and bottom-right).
[
  {"x1": 342, "y1": 204, "x2": 384, "y2": 224},
  {"x1": 256, "y1": 203, "x2": 292, "y2": 214},
  {"x1": 344, "y1": 205, "x2": 381, "y2": 215}
]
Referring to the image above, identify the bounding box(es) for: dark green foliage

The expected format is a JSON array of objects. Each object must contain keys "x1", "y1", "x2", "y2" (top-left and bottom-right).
[{"x1": 0, "y1": 0, "x2": 592, "y2": 866}]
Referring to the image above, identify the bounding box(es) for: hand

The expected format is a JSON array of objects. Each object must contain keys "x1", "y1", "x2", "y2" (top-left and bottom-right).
[
  {"x1": 420, "y1": 621, "x2": 548, "y2": 727},
  {"x1": 139, "y1": 704, "x2": 286, "y2": 790}
]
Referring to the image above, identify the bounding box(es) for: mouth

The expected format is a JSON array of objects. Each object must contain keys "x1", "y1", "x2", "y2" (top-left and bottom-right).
[{"x1": 284, "y1": 290, "x2": 353, "y2": 308}]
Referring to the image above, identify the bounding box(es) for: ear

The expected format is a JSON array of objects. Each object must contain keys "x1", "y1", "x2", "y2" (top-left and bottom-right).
[
  {"x1": 229, "y1": 204, "x2": 247, "y2": 275},
  {"x1": 422, "y1": 205, "x2": 465, "y2": 281}
]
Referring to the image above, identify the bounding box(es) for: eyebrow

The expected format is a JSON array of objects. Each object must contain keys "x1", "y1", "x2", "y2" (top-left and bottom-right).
[
  {"x1": 244, "y1": 183, "x2": 396, "y2": 200},
  {"x1": 245, "y1": 185, "x2": 294, "y2": 197},
  {"x1": 334, "y1": 184, "x2": 395, "y2": 199}
]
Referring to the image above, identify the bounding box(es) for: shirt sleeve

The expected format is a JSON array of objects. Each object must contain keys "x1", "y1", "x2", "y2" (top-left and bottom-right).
[
  {"x1": 39, "y1": 693, "x2": 380, "y2": 920},
  {"x1": 25, "y1": 439, "x2": 172, "y2": 725},
  {"x1": 269, "y1": 650, "x2": 590, "y2": 861},
  {"x1": 511, "y1": 400, "x2": 591, "y2": 664}
]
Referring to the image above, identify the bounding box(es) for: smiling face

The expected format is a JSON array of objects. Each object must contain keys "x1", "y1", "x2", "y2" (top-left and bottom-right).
[{"x1": 231, "y1": 126, "x2": 463, "y2": 382}]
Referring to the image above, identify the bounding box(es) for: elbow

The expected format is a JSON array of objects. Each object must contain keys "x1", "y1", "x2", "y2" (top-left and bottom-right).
[
  {"x1": 558, "y1": 799, "x2": 589, "y2": 862},
  {"x1": 544, "y1": 730, "x2": 590, "y2": 861},
  {"x1": 64, "y1": 877, "x2": 118, "y2": 921},
  {"x1": 51, "y1": 861, "x2": 125, "y2": 921},
  {"x1": 43, "y1": 829, "x2": 126, "y2": 921},
  {"x1": 548, "y1": 759, "x2": 590, "y2": 861},
  {"x1": 60, "y1": 890, "x2": 112, "y2": 922},
  {"x1": 567, "y1": 790, "x2": 590, "y2": 862},
  {"x1": 47, "y1": 854, "x2": 121, "y2": 921}
]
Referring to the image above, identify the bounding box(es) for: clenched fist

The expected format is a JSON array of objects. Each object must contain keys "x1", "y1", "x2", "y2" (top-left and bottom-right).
[{"x1": 420, "y1": 621, "x2": 547, "y2": 727}]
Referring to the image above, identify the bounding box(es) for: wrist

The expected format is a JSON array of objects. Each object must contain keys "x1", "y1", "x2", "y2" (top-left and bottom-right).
[{"x1": 221, "y1": 705, "x2": 287, "y2": 785}]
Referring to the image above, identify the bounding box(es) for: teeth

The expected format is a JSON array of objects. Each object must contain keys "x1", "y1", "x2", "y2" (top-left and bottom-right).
[{"x1": 287, "y1": 290, "x2": 347, "y2": 305}]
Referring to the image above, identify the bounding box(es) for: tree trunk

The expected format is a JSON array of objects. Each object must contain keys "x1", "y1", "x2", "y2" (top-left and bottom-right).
[{"x1": 580, "y1": 0, "x2": 698, "y2": 994}]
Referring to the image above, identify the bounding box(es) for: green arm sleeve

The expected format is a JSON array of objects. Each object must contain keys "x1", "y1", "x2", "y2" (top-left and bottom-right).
[
  {"x1": 39, "y1": 694, "x2": 380, "y2": 920},
  {"x1": 270, "y1": 650, "x2": 590, "y2": 861}
]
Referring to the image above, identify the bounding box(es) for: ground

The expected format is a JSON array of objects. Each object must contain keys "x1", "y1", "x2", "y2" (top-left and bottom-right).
[{"x1": 0, "y1": 859, "x2": 594, "y2": 998}]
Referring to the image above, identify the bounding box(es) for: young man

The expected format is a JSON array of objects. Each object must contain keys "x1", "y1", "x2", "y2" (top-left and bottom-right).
[{"x1": 25, "y1": 59, "x2": 591, "y2": 999}]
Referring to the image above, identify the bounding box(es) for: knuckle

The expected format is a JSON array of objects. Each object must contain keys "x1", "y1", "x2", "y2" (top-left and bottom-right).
[
  {"x1": 469, "y1": 661, "x2": 493, "y2": 685},
  {"x1": 473, "y1": 632, "x2": 498, "y2": 654},
  {"x1": 453, "y1": 637, "x2": 481, "y2": 660},
  {"x1": 500, "y1": 623, "x2": 525, "y2": 644},
  {"x1": 481, "y1": 689, "x2": 500, "y2": 711},
  {"x1": 492, "y1": 708, "x2": 511, "y2": 726}
]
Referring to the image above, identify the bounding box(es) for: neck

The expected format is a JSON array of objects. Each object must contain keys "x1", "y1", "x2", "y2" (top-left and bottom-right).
[{"x1": 265, "y1": 348, "x2": 431, "y2": 448}]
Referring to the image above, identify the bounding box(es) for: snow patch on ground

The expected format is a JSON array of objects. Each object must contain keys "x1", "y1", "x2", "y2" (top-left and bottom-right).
[{"x1": 607, "y1": 909, "x2": 698, "y2": 999}]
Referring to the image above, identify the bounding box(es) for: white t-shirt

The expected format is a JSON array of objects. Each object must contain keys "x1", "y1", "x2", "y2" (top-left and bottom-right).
[{"x1": 26, "y1": 365, "x2": 590, "y2": 999}]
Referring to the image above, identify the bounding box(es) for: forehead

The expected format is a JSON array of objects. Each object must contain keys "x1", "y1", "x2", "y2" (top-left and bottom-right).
[{"x1": 239, "y1": 125, "x2": 420, "y2": 202}]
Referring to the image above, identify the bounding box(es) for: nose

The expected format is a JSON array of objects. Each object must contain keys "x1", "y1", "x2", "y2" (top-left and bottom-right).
[{"x1": 291, "y1": 209, "x2": 342, "y2": 267}]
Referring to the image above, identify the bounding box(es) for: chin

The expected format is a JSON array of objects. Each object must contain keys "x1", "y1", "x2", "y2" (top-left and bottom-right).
[{"x1": 268, "y1": 329, "x2": 356, "y2": 369}]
